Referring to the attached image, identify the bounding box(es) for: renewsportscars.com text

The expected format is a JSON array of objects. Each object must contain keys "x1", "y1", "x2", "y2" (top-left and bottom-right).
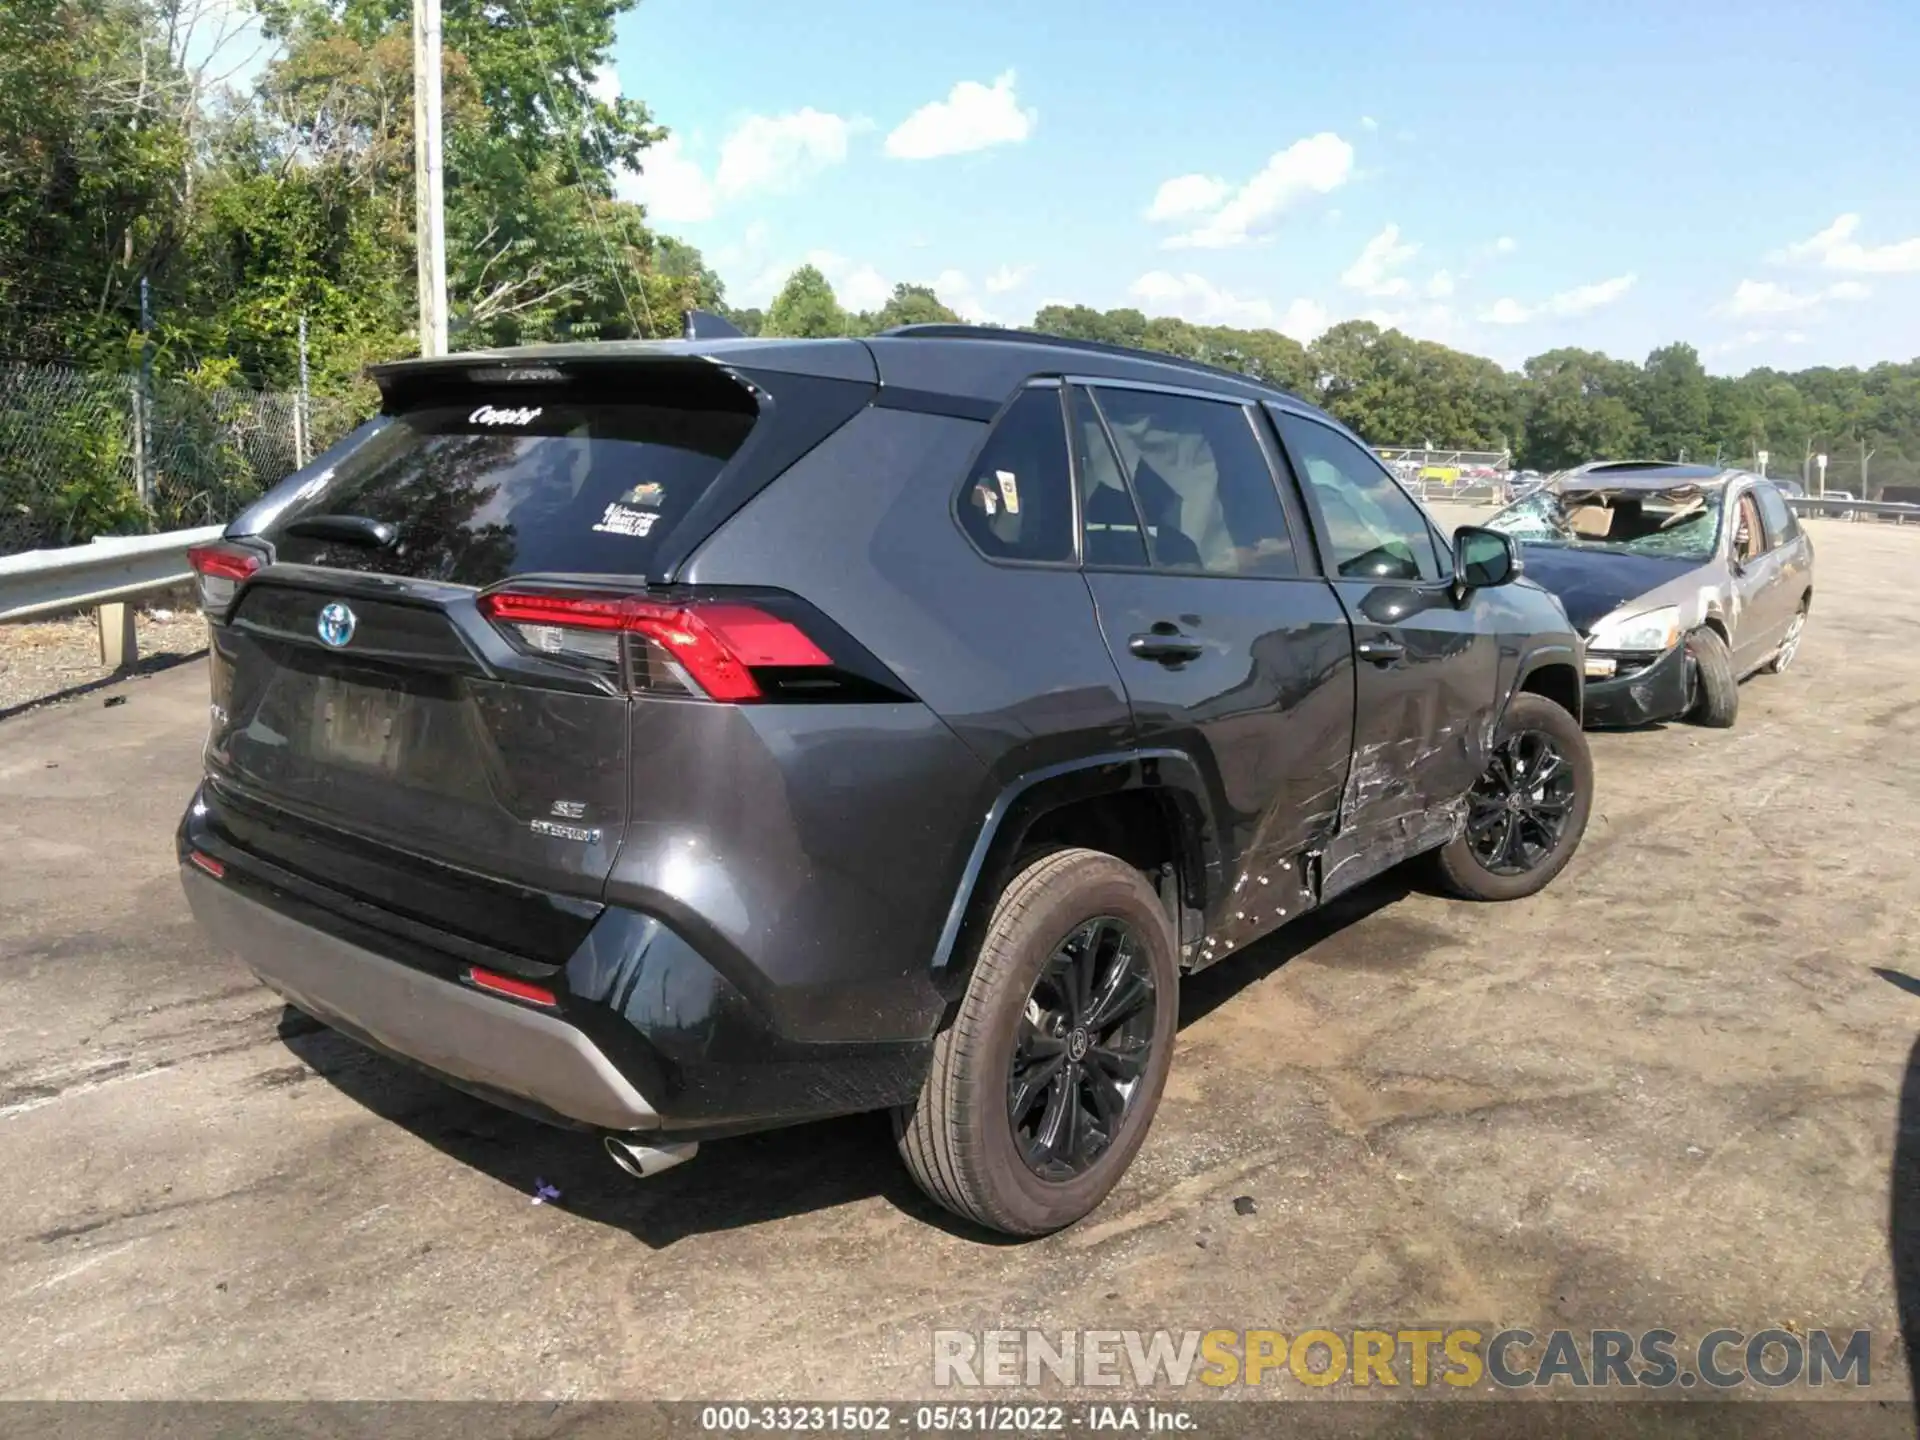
[{"x1": 932, "y1": 1327, "x2": 1872, "y2": 1391}]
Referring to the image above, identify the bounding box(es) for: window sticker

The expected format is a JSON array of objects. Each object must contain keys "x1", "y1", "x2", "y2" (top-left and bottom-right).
[
  {"x1": 996, "y1": 469, "x2": 1021, "y2": 514},
  {"x1": 591, "y1": 503, "x2": 658, "y2": 537},
  {"x1": 619, "y1": 482, "x2": 667, "y2": 508}
]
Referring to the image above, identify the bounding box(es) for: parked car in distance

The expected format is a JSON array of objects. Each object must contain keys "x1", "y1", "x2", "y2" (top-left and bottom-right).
[
  {"x1": 1771, "y1": 478, "x2": 1806, "y2": 499},
  {"x1": 1481, "y1": 460, "x2": 1814, "y2": 728},
  {"x1": 1818, "y1": 488, "x2": 1857, "y2": 520},
  {"x1": 178, "y1": 322, "x2": 1594, "y2": 1237}
]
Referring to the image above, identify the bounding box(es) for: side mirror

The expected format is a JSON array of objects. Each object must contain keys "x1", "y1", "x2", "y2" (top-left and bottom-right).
[{"x1": 1453, "y1": 526, "x2": 1520, "y2": 592}]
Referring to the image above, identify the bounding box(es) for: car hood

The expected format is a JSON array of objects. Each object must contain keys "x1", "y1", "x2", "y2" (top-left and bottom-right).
[{"x1": 1514, "y1": 545, "x2": 1703, "y2": 634}]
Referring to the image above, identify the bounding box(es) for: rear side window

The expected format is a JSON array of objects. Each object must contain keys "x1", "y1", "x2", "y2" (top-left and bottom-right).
[
  {"x1": 957, "y1": 388, "x2": 1074, "y2": 564},
  {"x1": 1073, "y1": 387, "x2": 1149, "y2": 568},
  {"x1": 1090, "y1": 388, "x2": 1299, "y2": 578},
  {"x1": 1754, "y1": 482, "x2": 1798, "y2": 545},
  {"x1": 262, "y1": 388, "x2": 756, "y2": 585}
]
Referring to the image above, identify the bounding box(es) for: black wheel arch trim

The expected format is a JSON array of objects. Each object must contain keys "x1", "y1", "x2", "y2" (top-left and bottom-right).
[
  {"x1": 929, "y1": 748, "x2": 1222, "y2": 980},
  {"x1": 1504, "y1": 643, "x2": 1584, "y2": 726}
]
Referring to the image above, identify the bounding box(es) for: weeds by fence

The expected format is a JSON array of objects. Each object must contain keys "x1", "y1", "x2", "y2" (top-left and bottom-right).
[{"x1": 0, "y1": 361, "x2": 363, "y2": 555}]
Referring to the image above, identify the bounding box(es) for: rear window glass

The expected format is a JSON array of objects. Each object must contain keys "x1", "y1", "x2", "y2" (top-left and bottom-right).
[{"x1": 262, "y1": 392, "x2": 756, "y2": 585}]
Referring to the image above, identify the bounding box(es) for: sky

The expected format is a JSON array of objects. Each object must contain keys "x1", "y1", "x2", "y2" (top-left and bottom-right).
[{"x1": 602, "y1": 0, "x2": 1920, "y2": 375}]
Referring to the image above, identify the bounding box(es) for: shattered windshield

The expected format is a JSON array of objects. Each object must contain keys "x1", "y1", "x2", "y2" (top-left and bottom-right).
[{"x1": 1484, "y1": 485, "x2": 1723, "y2": 560}]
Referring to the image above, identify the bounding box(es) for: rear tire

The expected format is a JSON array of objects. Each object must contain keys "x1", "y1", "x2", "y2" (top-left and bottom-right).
[
  {"x1": 1434, "y1": 693, "x2": 1593, "y2": 902},
  {"x1": 895, "y1": 848, "x2": 1178, "y2": 1237},
  {"x1": 1765, "y1": 603, "x2": 1808, "y2": 674},
  {"x1": 1685, "y1": 627, "x2": 1739, "y2": 727}
]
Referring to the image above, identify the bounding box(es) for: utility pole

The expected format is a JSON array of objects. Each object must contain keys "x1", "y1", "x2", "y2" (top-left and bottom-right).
[
  {"x1": 294, "y1": 314, "x2": 311, "y2": 468},
  {"x1": 412, "y1": 0, "x2": 448, "y2": 357}
]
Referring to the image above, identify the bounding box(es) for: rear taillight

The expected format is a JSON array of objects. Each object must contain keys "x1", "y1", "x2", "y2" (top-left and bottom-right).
[
  {"x1": 477, "y1": 590, "x2": 833, "y2": 702},
  {"x1": 187, "y1": 542, "x2": 265, "y2": 613},
  {"x1": 466, "y1": 967, "x2": 558, "y2": 1007}
]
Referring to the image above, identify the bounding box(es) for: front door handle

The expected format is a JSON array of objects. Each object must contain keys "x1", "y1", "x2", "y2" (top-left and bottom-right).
[
  {"x1": 1357, "y1": 635, "x2": 1406, "y2": 665},
  {"x1": 1128, "y1": 630, "x2": 1204, "y2": 664}
]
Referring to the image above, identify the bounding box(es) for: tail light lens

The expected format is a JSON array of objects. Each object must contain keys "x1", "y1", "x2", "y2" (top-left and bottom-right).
[
  {"x1": 477, "y1": 589, "x2": 836, "y2": 702},
  {"x1": 187, "y1": 542, "x2": 265, "y2": 613}
]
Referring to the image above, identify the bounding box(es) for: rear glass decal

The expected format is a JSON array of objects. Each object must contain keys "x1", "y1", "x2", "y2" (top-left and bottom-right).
[
  {"x1": 468, "y1": 404, "x2": 544, "y2": 427},
  {"x1": 996, "y1": 469, "x2": 1021, "y2": 514},
  {"x1": 618, "y1": 482, "x2": 667, "y2": 508},
  {"x1": 592, "y1": 503, "x2": 659, "y2": 538}
]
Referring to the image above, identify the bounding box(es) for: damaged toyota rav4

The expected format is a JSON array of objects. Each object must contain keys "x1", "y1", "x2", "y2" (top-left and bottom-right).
[{"x1": 179, "y1": 324, "x2": 1592, "y2": 1236}]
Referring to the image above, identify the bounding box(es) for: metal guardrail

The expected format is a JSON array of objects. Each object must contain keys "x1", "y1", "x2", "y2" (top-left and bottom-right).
[
  {"x1": 1785, "y1": 496, "x2": 1920, "y2": 522},
  {"x1": 0, "y1": 525, "x2": 222, "y2": 667}
]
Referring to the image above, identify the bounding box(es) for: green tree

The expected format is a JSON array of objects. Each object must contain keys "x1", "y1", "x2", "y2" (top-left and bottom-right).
[
  {"x1": 763, "y1": 265, "x2": 846, "y2": 338},
  {"x1": 871, "y1": 283, "x2": 960, "y2": 332},
  {"x1": 1517, "y1": 348, "x2": 1648, "y2": 470},
  {"x1": 1635, "y1": 343, "x2": 1713, "y2": 461}
]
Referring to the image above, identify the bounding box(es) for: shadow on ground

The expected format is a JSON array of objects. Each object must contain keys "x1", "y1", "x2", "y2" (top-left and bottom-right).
[
  {"x1": 284, "y1": 870, "x2": 1426, "y2": 1249},
  {"x1": 0, "y1": 646, "x2": 208, "y2": 723}
]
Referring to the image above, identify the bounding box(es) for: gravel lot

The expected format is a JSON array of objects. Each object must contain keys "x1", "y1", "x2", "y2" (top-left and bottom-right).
[
  {"x1": 0, "y1": 515, "x2": 1915, "y2": 1424},
  {"x1": 0, "y1": 600, "x2": 207, "y2": 717}
]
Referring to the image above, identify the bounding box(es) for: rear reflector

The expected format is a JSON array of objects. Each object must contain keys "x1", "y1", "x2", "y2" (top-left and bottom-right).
[
  {"x1": 187, "y1": 542, "x2": 265, "y2": 613},
  {"x1": 477, "y1": 590, "x2": 830, "y2": 702},
  {"x1": 467, "y1": 967, "x2": 559, "y2": 1007},
  {"x1": 187, "y1": 850, "x2": 226, "y2": 879}
]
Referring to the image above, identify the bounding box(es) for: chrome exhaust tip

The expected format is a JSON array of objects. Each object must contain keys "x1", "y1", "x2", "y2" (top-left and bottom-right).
[{"x1": 604, "y1": 1134, "x2": 699, "y2": 1179}]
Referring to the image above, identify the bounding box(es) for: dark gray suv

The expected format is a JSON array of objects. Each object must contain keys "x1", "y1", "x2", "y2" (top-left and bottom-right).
[{"x1": 178, "y1": 324, "x2": 1591, "y2": 1236}]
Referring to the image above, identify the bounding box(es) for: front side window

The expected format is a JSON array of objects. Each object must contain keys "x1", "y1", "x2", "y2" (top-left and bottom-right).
[
  {"x1": 1732, "y1": 492, "x2": 1767, "y2": 560},
  {"x1": 1272, "y1": 410, "x2": 1440, "y2": 582},
  {"x1": 957, "y1": 388, "x2": 1075, "y2": 564},
  {"x1": 1089, "y1": 388, "x2": 1299, "y2": 577},
  {"x1": 1754, "y1": 483, "x2": 1798, "y2": 547}
]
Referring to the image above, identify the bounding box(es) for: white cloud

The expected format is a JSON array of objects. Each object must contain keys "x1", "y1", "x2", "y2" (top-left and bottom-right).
[
  {"x1": 1494, "y1": 236, "x2": 1518, "y2": 255},
  {"x1": 715, "y1": 109, "x2": 858, "y2": 199},
  {"x1": 1145, "y1": 174, "x2": 1230, "y2": 221},
  {"x1": 1341, "y1": 224, "x2": 1420, "y2": 297},
  {"x1": 622, "y1": 134, "x2": 715, "y2": 223},
  {"x1": 1481, "y1": 273, "x2": 1636, "y2": 324},
  {"x1": 1360, "y1": 115, "x2": 1379, "y2": 131},
  {"x1": 588, "y1": 67, "x2": 621, "y2": 106},
  {"x1": 1774, "y1": 213, "x2": 1920, "y2": 274},
  {"x1": 1157, "y1": 132, "x2": 1354, "y2": 249},
  {"x1": 884, "y1": 71, "x2": 1034, "y2": 160},
  {"x1": 620, "y1": 109, "x2": 856, "y2": 222},
  {"x1": 983, "y1": 264, "x2": 1034, "y2": 294},
  {"x1": 1425, "y1": 269, "x2": 1456, "y2": 299},
  {"x1": 930, "y1": 268, "x2": 999, "y2": 323},
  {"x1": 1129, "y1": 271, "x2": 1276, "y2": 327},
  {"x1": 1278, "y1": 299, "x2": 1331, "y2": 343},
  {"x1": 1725, "y1": 278, "x2": 1872, "y2": 317}
]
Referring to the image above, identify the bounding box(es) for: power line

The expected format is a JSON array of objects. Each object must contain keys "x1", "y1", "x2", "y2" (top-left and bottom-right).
[{"x1": 494, "y1": 0, "x2": 651, "y2": 336}]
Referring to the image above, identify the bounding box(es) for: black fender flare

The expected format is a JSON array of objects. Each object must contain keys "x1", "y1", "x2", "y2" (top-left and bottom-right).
[
  {"x1": 927, "y1": 748, "x2": 1223, "y2": 985},
  {"x1": 1501, "y1": 641, "x2": 1584, "y2": 729}
]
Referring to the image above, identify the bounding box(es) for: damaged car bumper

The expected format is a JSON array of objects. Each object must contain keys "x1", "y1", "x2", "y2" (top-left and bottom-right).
[{"x1": 1582, "y1": 643, "x2": 1692, "y2": 727}]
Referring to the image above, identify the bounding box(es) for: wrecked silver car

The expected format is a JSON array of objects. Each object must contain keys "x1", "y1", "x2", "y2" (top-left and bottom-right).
[{"x1": 1482, "y1": 461, "x2": 1814, "y2": 728}]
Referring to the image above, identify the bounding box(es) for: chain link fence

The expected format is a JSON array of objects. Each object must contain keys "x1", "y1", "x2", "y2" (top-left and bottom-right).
[{"x1": 0, "y1": 361, "x2": 365, "y2": 556}]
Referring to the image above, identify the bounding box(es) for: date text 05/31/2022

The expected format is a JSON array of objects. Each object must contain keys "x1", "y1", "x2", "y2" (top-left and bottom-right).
[{"x1": 698, "y1": 1404, "x2": 1194, "y2": 1432}]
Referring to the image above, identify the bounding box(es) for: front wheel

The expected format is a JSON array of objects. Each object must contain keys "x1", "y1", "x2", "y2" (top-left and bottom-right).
[
  {"x1": 1433, "y1": 693, "x2": 1593, "y2": 902},
  {"x1": 895, "y1": 848, "x2": 1178, "y2": 1236}
]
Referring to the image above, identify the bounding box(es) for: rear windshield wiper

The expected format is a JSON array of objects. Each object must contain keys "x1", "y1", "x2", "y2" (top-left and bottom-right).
[{"x1": 283, "y1": 514, "x2": 398, "y2": 549}]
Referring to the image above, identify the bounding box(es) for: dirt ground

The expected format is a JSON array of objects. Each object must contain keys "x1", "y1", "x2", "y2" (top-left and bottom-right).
[
  {"x1": 1, "y1": 515, "x2": 1917, "y2": 1414},
  {"x1": 0, "y1": 599, "x2": 207, "y2": 717}
]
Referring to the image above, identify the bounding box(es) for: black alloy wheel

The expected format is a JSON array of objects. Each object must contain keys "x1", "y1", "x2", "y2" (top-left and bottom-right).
[
  {"x1": 1464, "y1": 729, "x2": 1578, "y2": 877},
  {"x1": 1008, "y1": 916, "x2": 1157, "y2": 1182}
]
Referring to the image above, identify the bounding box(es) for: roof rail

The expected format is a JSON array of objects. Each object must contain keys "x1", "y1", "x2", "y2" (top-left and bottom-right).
[{"x1": 877, "y1": 323, "x2": 1297, "y2": 395}]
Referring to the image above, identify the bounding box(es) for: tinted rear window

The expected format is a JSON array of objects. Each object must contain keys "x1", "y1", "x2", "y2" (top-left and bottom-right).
[{"x1": 262, "y1": 387, "x2": 756, "y2": 585}]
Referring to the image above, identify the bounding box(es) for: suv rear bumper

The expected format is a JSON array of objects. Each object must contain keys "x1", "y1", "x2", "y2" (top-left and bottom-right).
[{"x1": 182, "y1": 866, "x2": 661, "y2": 1132}]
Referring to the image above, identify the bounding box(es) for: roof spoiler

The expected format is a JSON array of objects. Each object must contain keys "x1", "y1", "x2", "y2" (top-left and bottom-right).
[{"x1": 683, "y1": 309, "x2": 745, "y2": 340}]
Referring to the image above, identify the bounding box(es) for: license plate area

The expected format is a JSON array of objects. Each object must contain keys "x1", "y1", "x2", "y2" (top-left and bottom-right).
[{"x1": 312, "y1": 677, "x2": 407, "y2": 774}]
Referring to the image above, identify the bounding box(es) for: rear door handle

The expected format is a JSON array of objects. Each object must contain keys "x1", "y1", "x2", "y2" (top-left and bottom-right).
[
  {"x1": 1357, "y1": 635, "x2": 1406, "y2": 665},
  {"x1": 1128, "y1": 631, "x2": 1204, "y2": 664}
]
